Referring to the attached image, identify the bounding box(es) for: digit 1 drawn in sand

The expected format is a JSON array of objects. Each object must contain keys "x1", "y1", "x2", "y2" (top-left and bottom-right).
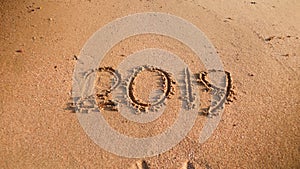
[{"x1": 183, "y1": 67, "x2": 196, "y2": 110}]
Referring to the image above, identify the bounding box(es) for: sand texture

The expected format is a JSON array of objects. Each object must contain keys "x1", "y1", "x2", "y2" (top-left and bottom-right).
[{"x1": 0, "y1": 0, "x2": 299, "y2": 168}]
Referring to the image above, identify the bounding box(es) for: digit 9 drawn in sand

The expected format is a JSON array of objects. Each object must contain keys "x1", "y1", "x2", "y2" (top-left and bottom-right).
[{"x1": 72, "y1": 13, "x2": 229, "y2": 157}]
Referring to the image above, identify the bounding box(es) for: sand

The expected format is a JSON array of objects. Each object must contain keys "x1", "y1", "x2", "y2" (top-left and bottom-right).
[{"x1": 0, "y1": 0, "x2": 299, "y2": 168}]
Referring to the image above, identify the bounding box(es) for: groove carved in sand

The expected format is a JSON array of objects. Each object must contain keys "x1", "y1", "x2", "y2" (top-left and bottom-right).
[
  {"x1": 123, "y1": 65, "x2": 176, "y2": 113},
  {"x1": 95, "y1": 66, "x2": 121, "y2": 111},
  {"x1": 69, "y1": 66, "x2": 235, "y2": 118},
  {"x1": 195, "y1": 70, "x2": 236, "y2": 117},
  {"x1": 183, "y1": 67, "x2": 197, "y2": 110},
  {"x1": 129, "y1": 160, "x2": 150, "y2": 169}
]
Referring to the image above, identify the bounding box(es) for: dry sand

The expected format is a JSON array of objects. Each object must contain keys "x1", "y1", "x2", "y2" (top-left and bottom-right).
[{"x1": 0, "y1": 0, "x2": 299, "y2": 168}]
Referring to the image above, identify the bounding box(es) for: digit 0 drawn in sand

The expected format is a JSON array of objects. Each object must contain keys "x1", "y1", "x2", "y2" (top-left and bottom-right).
[{"x1": 123, "y1": 65, "x2": 176, "y2": 113}]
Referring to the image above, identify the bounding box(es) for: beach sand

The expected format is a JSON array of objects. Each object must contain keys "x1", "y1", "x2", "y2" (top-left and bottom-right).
[{"x1": 0, "y1": 0, "x2": 299, "y2": 168}]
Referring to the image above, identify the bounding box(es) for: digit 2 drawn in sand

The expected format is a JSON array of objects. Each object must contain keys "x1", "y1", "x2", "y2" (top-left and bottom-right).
[{"x1": 72, "y1": 13, "x2": 228, "y2": 157}]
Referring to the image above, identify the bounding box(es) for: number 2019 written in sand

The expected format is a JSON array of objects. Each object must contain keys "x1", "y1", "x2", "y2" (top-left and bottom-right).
[{"x1": 72, "y1": 64, "x2": 234, "y2": 117}]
